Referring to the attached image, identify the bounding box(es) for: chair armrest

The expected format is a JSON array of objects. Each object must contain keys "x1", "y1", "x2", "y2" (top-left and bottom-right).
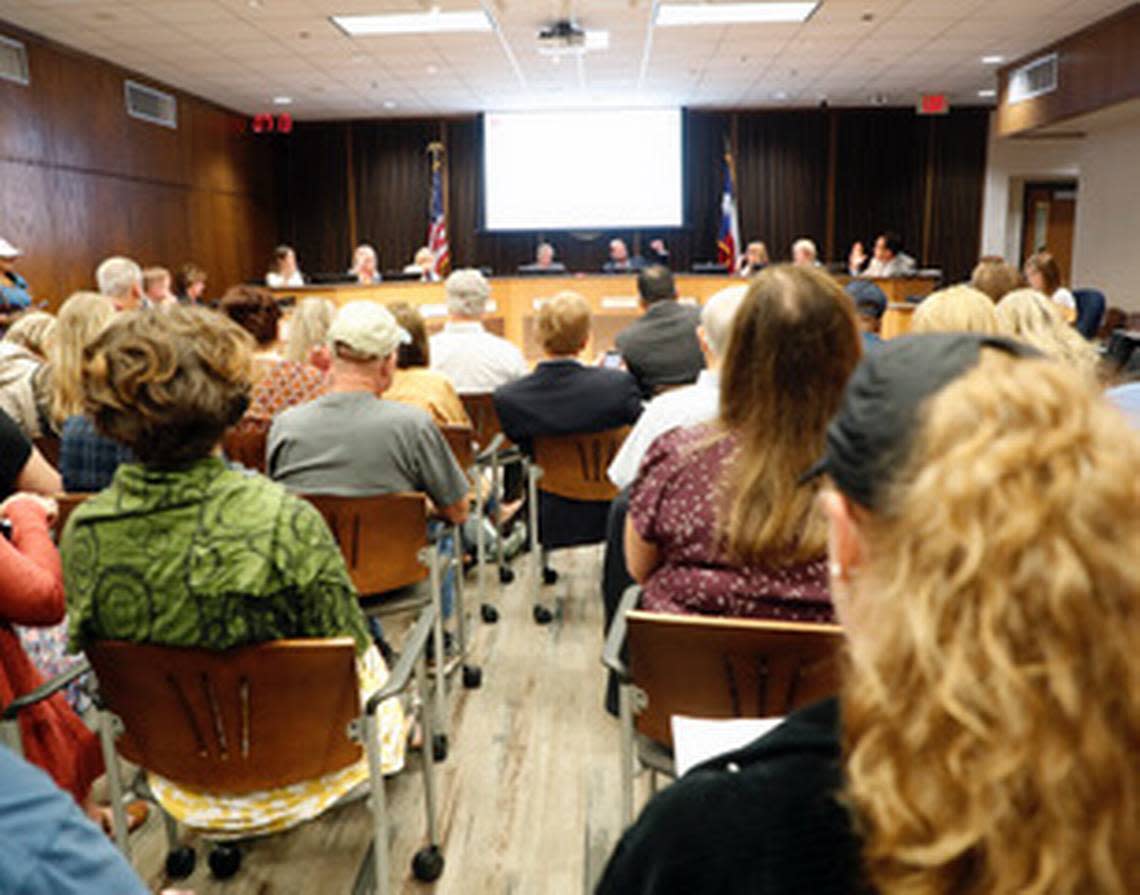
[
  {"x1": 601, "y1": 585, "x2": 641, "y2": 680},
  {"x1": 1, "y1": 658, "x2": 92, "y2": 721},
  {"x1": 364, "y1": 603, "x2": 437, "y2": 714}
]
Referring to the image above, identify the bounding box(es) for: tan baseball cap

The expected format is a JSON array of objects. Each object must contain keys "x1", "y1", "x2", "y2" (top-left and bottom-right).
[
  {"x1": 0, "y1": 238, "x2": 21, "y2": 259},
  {"x1": 326, "y1": 301, "x2": 410, "y2": 358}
]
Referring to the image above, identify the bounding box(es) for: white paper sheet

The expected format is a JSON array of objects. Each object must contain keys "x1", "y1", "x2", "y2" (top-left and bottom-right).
[{"x1": 671, "y1": 715, "x2": 785, "y2": 777}]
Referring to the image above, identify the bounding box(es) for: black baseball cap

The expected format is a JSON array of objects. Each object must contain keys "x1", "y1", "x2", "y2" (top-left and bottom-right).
[{"x1": 801, "y1": 333, "x2": 1042, "y2": 510}]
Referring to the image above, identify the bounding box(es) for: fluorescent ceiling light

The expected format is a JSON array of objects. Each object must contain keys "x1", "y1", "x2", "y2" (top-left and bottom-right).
[
  {"x1": 656, "y1": 2, "x2": 819, "y2": 26},
  {"x1": 273, "y1": 96, "x2": 292, "y2": 105},
  {"x1": 981, "y1": 55, "x2": 1004, "y2": 64},
  {"x1": 331, "y1": 10, "x2": 492, "y2": 36},
  {"x1": 978, "y1": 88, "x2": 997, "y2": 97}
]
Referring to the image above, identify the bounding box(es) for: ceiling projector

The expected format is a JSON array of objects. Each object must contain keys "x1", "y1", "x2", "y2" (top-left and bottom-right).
[{"x1": 537, "y1": 19, "x2": 588, "y2": 56}]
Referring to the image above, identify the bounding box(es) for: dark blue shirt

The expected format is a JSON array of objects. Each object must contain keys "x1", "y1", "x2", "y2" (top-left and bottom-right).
[
  {"x1": 59, "y1": 415, "x2": 134, "y2": 492},
  {"x1": 0, "y1": 746, "x2": 147, "y2": 895}
]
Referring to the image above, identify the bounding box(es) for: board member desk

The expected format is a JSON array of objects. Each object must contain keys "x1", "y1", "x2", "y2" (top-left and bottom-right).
[{"x1": 273, "y1": 273, "x2": 937, "y2": 361}]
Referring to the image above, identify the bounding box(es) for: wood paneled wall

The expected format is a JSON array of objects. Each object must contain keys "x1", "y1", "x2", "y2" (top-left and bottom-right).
[
  {"x1": 277, "y1": 107, "x2": 989, "y2": 284},
  {"x1": 0, "y1": 22, "x2": 276, "y2": 309}
]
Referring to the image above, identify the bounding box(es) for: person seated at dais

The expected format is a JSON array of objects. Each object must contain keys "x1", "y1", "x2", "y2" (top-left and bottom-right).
[
  {"x1": 602, "y1": 238, "x2": 644, "y2": 273},
  {"x1": 266, "y1": 244, "x2": 305, "y2": 288},
  {"x1": 350, "y1": 244, "x2": 382, "y2": 285},
  {"x1": 518, "y1": 242, "x2": 566, "y2": 274},
  {"x1": 851, "y1": 231, "x2": 916, "y2": 278},
  {"x1": 738, "y1": 241, "x2": 769, "y2": 277},
  {"x1": 791, "y1": 238, "x2": 820, "y2": 268},
  {"x1": 63, "y1": 306, "x2": 406, "y2": 838},
  {"x1": 624, "y1": 266, "x2": 860, "y2": 620},
  {"x1": 403, "y1": 246, "x2": 439, "y2": 283}
]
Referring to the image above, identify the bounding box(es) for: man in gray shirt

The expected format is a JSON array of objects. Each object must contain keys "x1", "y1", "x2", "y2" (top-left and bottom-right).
[{"x1": 268, "y1": 301, "x2": 469, "y2": 523}]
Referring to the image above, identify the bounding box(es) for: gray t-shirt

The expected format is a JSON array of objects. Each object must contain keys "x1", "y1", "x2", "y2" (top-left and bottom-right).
[{"x1": 267, "y1": 391, "x2": 469, "y2": 508}]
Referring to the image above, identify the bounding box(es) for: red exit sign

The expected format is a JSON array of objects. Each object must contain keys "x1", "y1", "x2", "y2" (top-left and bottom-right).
[{"x1": 918, "y1": 93, "x2": 950, "y2": 115}]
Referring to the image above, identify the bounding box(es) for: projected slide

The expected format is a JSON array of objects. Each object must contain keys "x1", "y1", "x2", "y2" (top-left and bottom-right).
[{"x1": 483, "y1": 109, "x2": 683, "y2": 231}]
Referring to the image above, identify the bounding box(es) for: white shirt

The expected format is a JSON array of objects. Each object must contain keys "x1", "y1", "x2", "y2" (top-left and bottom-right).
[
  {"x1": 607, "y1": 369, "x2": 720, "y2": 488},
  {"x1": 1049, "y1": 287, "x2": 1076, "y2": 311},
  {"x1": 863, "y1": 252, "x2": 916, "y2": 278},
  {"x1": 266, "y1": 271, "x2": 304, "y2": 288},
  {"x1": 429, "y1": 320, "x2": 528, "y2": 394}
]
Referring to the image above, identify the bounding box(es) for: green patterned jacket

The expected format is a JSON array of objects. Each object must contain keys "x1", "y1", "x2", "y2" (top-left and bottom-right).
[{"x1": 63, "y1": 458, "x2": 370, "y2": 655}]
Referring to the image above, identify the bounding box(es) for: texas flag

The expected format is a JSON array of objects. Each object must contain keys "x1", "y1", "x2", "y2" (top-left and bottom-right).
[{"x1": 716, "y1": 150, "x2": 741, "y2": 271}]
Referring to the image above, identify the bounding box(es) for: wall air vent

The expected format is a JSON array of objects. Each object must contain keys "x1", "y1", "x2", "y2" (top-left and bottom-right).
[
  {"x1": 1007, "y1": 53, "x2": 1058, "y2": 105},
  {"x1": 0, "y1": 35, "x2": 30, "y2": 85},
  {"x1": 124, "y1": 79, "x2": 177, "y2": 129}
]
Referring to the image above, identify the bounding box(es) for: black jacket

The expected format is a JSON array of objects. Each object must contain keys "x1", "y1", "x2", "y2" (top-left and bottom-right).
[
  {"x1": 493, "y1": 360, "x2": 641, "y2": 548},
  {"x1": 596, "y1": 698, "x2": 867, "y2": 895},
  {"x1": 614, "y1": 301, "x2": 704, "y2": 398}
]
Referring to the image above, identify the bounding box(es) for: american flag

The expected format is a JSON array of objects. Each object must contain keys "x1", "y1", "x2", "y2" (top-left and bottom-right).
[
  {"x1": 428, "y1": 152, "x2": 450, "y2": 277},
  {"x1": 716, "y1": 149, "x2": 741, "y2": 271}
]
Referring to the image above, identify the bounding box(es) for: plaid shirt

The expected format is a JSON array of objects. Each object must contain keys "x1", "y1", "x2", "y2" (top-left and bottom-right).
[{"x1": 59, "y1": 415, "x2": 134, "y2": 493}]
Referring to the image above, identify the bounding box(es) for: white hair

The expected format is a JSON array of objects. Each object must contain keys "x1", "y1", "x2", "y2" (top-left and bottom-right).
[
  {"x1": 95, "y1": 256, "x2": 142, "y2": 299},
  {"x1": 792, "y1": 238, "x2": 818, "y2": 261},
  {"x1": 445, "y1": 268, "x2": 490, "y2": 318},
  {"x1": 700, "y1": 285, "x2": 748, "y2": 358}
]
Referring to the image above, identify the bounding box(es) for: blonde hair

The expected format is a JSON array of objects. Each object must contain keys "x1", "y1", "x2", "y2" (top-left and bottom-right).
[
  {"x1": 995, "y1": 288, "x2": 1100, "y2": 383},
  {"x1": 51, "y1": 291, "x2": 116, "y2": 423},
  {"x1": 537, "y1": 291, "x2": 590, "y2": 356},
  {"x1": 284, "y1": 298, "x2": 335, "y2": 364},
  {"x1": 842, "y1": 350, "x2": 1140, "y2": 894},
  {"x1": 970, "y1": 257, "x2": 1021, "y2": 302},
  {"x1": 719, "y1": 266, "x2": 861, "y2": 563},
  {"x1": 911, "y1": 285, "x2": 997, "y2": 335},
  {"x1": 4, "y1": 311, "x2": 57, "y2": 358}
]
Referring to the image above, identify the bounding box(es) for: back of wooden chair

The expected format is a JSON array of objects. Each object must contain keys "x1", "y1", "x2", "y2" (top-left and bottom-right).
[
  {"x1": 303, "y1": 492, "x2": 429, "y2": 596},
  {"x1": 223, "y1": 421, "x2": 269, "y2": 473},
  {"x1": 33, "y1": 436, "x2": 60, "y2": 468},
  {"x1": 459, "y1": 393, "x2": 503, "y2": 452},
  {"x1": 533, "y1": 426, "x2": 629, "y2": 502},
  {"x1": 87, "y1": 638, "x2": 362, "y2": 795},
  {"x1": 53, "y1": 492, "x2": 92, "y2": 538},
  {"x1": 626, "y1": 610, "x2": 843, "y2": 747},
  {"x1": 440, "y1": 424, "x2": 475, "y2": 471}
]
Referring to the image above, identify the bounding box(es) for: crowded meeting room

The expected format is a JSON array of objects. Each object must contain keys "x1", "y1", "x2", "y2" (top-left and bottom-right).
[{"x1": 3, "y1": 0, "x2": 1140, "y2": 892}]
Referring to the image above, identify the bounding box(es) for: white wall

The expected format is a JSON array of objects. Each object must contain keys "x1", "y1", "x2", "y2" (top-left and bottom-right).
[
  {"x1": 980, "y1": 120, "x2": 1081, "y2": 263},
  {"x1": 1072, "y1": 116, "x2": 1140, "y2": 309}
]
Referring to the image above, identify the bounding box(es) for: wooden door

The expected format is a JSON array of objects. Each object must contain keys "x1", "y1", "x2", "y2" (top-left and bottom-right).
[{"x1": 1021, "y1": 181, "x2": 1077, "y2": 285}]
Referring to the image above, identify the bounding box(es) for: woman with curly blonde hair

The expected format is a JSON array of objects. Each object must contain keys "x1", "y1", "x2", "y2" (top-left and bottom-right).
[
  {"x1": 995, "y1": 287, "x2": 1101, "y2": 384},
  {"x1": 910, "y1": 285, "x2": 997, "y2": 335},
  {"x1": 598, "y1": 333, "x2": 1140, "y2": 895}
]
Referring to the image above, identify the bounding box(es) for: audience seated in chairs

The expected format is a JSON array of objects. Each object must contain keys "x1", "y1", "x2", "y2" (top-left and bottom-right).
[
  {"x1": 385, "y1": 302, "x2": 472, "y2": 427},
  {"x1": 173, "y1": 262, "x2": 207, "y2": 305},
  {"x1": 910, "y1": 284, "x2": 998, "y2": 335},
  {"x1": 268, "y1": 301, "x2": 469, "y2": 618},
  {"x1": 599, "y1": 333, "x2": 1140, "y2": 894},
  {"x1": 493, "y1": 291, "x2": 641, "y2": 550},
  {"x1": 220, "y1": 285, "x2": 283, "y2": 383},
  {"x1": 843, "y1": 279, "x2": 888, "y2": 350},
  {"x1": 615, "y1": 265, "x2": 704, "y2": 399},
  {"x1": 0, "y1": 311, "x2": 55, "y2": 438},
  {"x1": 624, "y1": 266, "x2": 860, "y2": 621},
  {"x1": 970, "y1": 255, "x2": 1022, "y2": 302},
  {"x1": 995, "y1": 288, "x2": 1101, "y2": 384},
  {"x1": 52, "y1": 293, "x2": 133, "y2": 492},
  {"x1": 1024, "y1": 250, "x2": 1076, "y2": 322},
  {"x1": 62, "y1": 305, "x2": 407, "y2": 838},
  {"x1": 241, "y1": 296, "x2": 334, "y2": 426},
  {"x1": 429, "y1": 269, "x2": 526, "y2": 394},
  {"x1": 95, "y1": 256, "x2": 144, "y2": 313}
]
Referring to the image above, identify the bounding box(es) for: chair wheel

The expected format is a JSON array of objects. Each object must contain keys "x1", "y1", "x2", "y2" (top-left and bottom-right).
[
  {"x1": 432, "y1": 733, "x2": 449, "y2": 763},
  {"x1": 543, "y1": 567, "x2": 559, "y2": 585},
  {"x1": 412, "y1": 845, "x2": 445, "y2": 882},
  {"x1": 164, "y1": 846, "x2": 196, "y2": 880},
  {"x1": 533, "y1": 604, "x2": 554, "y2": 625},
  {"x1": 208, "y1": 844, "x2": 242, "y2": 880},
  {"x1": 480, "y1": 603, "x2": 500, "y2": 624},
  {"x1": 462, "y1": 664, "x2": 483, "y2": 689},
  {"x1": 498, "y1": 566, "x2": 515, "y2": 584}
]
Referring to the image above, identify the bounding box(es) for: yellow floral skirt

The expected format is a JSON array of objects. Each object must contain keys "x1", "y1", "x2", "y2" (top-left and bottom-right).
[{"x1": 148, "y1": 646, "x2": 406, "y2": 839}]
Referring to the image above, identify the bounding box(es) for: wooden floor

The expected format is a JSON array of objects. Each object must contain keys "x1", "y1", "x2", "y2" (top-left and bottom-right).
[{"x1": 128, "y1": 545, "x2": 628, "y2": 894}]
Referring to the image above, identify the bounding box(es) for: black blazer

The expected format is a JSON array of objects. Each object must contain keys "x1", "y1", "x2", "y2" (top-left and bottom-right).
[
  {"x1": 615, "y1": 301, "x2": 704, "y2": 398},
  {"x1": 596, "y1": 698, "x2": 867, "y2": 895},
  {"x1": 493, "y1": 360, "x2": 642, "y2": 548}
]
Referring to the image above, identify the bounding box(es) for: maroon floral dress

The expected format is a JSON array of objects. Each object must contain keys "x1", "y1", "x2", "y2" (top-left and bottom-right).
[{"x1": 629, "y1": 424, "x2": 833, "y2": 621}]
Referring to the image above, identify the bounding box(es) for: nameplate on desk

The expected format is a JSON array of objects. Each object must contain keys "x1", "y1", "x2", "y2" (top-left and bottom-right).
[
  {"x1": 487, "y1": 299, "x2": 498, "y2": 312},
  {"x1": 420, "y1": 303, "x2": 448, "y2": 318},
  {"x1": 601, "y1": 296, "x2": 638, "y2": 309}
]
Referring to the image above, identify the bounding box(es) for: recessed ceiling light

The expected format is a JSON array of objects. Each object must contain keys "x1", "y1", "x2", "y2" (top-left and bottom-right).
[
  {"x1": 656, "y1": 2, "x2": 819, "y2": 26},
  {"x1": 273, "y1": 96, "x2": 293, "y2": 105},
  {"x1": 383, "y1": 99, "x2": 397, "y2": 109},
  {"x1": 426, "y1": 64, "x2": 439, "y2": 75},
  {"x1": 330, "y1": 11, "x2": 492, "y2": 36},
  {"x1": 773, "y1": 90, "x2": 789, "y2": 100},
  {"x1": 978, "y1": 88, "x2": 997, "y2": 98},
  {"x1": 982, "y1": 55, "x2": 1005, "y2": 64}
]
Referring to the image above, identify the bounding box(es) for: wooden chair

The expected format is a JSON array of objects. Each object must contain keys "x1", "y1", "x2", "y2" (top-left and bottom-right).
[
  {"x1": 81, "y1": 620, "x2": 444, "y2": 892},
  {"x1": 222, "y1": 420, "x2": 269, "y2": 474},
  {"x1": 459, "y1": 393, "x2": 524, "y2": 586},
  {"x1": 33, "y1": 435, "x2": 60, "y2": 468},
  {"x1": 526, "y1": 426, "x2": 629, "y2": 620},
  {"x1": 602, "y1": 586, "x2": 843, "y2": 825},
  {"x1": 52, "y1": 492, "x2": 93, "y2": 538}
]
